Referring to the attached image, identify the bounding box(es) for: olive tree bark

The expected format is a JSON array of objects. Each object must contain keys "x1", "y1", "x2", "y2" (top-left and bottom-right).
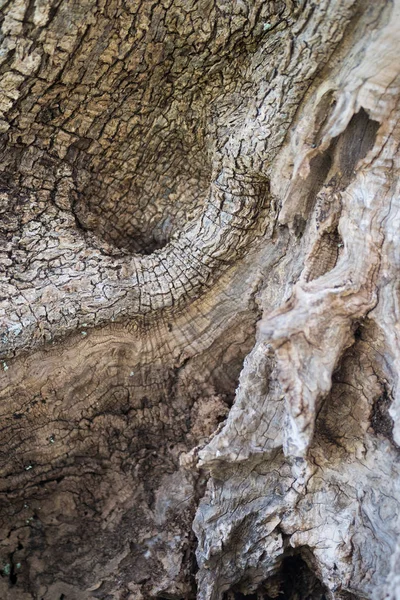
[{"x1": 0, "y1": 0, "x2": 400, "y2": 598}]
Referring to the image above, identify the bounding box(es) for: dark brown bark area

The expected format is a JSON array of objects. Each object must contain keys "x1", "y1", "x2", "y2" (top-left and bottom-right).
[
  {"x1": 0, "y1": 272, "x2": 260, "y2": 598},
  {"x1": 1, "y1": 1, "x2": 400, "y2": 599}
]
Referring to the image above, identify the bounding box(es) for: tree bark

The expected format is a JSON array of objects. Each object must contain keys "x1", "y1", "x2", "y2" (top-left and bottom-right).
[{"x1": 0, "y1": 0, "x2": 399, "y2": 598}]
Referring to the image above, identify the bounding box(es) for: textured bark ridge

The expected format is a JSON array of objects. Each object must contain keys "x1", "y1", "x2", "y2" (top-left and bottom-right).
[{"x1": 1, "y1": 0, "x2": 400, "y2": 599}]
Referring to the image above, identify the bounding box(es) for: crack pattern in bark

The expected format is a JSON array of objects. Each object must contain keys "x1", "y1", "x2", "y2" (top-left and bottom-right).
[{"x1": 0, "y1": 0, "x2": 362, "y2": 358}]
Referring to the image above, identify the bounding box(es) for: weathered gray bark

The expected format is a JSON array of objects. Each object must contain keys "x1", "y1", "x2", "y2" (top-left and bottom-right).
[{"x1": 0, "y1": 0, "x2": 400, "y2": 599}]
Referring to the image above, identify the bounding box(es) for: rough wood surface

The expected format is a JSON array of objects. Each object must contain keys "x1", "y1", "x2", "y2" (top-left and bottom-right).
[{"x1": 0, "y1": 0, "x2": 400, "y2": 599}]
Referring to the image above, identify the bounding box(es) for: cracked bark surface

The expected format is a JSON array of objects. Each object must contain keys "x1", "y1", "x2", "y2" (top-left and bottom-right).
[{"x1": 1, "y1": 0, "x2": 400, "y2": 599}]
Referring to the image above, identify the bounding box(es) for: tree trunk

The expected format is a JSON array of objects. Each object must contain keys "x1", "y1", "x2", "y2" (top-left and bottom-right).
[{"x1": 0, "y1": 0, "x2": 399, "y2": 598}]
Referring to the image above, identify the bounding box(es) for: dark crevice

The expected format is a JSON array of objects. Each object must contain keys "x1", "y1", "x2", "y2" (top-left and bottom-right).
[
  {"x1": 0, "y1": 549, "x2": 18, "y2": 586},
  {"x1": 353, "y1": 323, "x2": 363, "y2": 340},
  {"x1": 277, "y1": 555, "x2": 327, "y2": 600},
  {"x1": 331, "y1": 108, "x2": 379, "y2": 188},
  {"x1": 223, "y1": 550, "x2": 328, "y2": 600},
  {"x1": 8, "y1": 558, "x2": 17, "y2": 585},
  {"x1": 290, "y1": 108, "x2": 379, "y2": 234},
  {"x1": 370, "y1": 383, "x2": 399, "y2": 450},
  {"x1": 313, "y1": 108, "x2": 379, "y2": 191},
  {"x1": 304, "y1": 228, "x2": 341, "y2": 282}
]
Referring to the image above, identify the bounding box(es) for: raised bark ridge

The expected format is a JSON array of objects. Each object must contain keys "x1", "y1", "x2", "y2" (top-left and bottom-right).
[{"x1": 1, "y1": 1, "x2": 400, "y2": 599}]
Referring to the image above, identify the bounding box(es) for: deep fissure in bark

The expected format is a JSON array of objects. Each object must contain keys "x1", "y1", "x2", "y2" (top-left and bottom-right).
[{"x1": 222, "y1": 550, "x2": 329, "y2": 600}]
